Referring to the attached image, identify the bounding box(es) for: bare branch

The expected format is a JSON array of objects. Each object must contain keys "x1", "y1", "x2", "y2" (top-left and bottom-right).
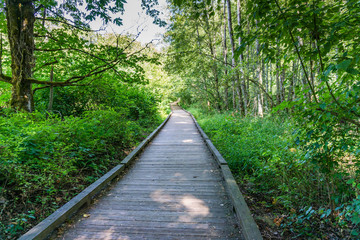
[
  {"x1": 34, "y1": 4, "x2": 44, "y2": 13},
  {"x1": 128, "y1": 39, "x2": 155, "y2": 57},
  {"x1": 34, "y1": 47, "x2": 123, "y2": 64},
  {"x1": 123, "y1": 29, "x2": 145, "y2": 53},
  {"x1": 33, "y1": 58, "x2": 58, "y2": 72}
]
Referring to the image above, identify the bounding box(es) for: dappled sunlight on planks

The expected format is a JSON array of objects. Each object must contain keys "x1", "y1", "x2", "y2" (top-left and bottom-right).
[
  {"x1": 180, "y1": 194, "x2": 210, "y2": 217},
  {"x1": 58, "y1": 109, "x2": 243, "y2": 239},
  {"x1": 150, "y1": 189, "x2": 210, "y2": 218}
]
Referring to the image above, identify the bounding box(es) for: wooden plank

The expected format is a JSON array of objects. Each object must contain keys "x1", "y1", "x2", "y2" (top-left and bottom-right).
[
  {"x1": 87, "y1": 209, "x2": 234, "y2": 217},
  {"x1": 71, "y1": 224, "x2": 237, "y2": 235},
  {"x1": 185, "y1": 109, "x2": 262, "y2": 240},
  {"x1": 62, "y1": 232, "x2": 241, "y2": 240},
  {"x1": 20, "y1": 113, "x2": 172, "y2": 240},
  {"x1": 111, "y1": 185, "x2": 225, "y2": 191},
  {"x1": 183, "y1": 109, "x2": 210, "y2": 140},
  {"x1": 75, "y1": 219, "x2": 233, "y2": 229},
  {"x1": 63, "y1": 229, "x2": 238, "y2": 239},
  {"x1": 19, "y1": 164, "x2": 125, "y2": 240},
  {"x1": 117, "y1": 181, "x2": 223, "y2": 188},
  {"x1": 205, "y1": 139, "x2": 228, "y2": 166},
  {"x1": 91, "y1": 206, "x2": 234, "y2": 214},
  {"x1": 55, "y1": 107, "x2": 245, "y2": 240},
  {"x1": 120, "y1": 113, "x2": 172, "y2": 166},
  {"x1": 98, "y1": 197, "x2": 228, "y2": 206},
  {"x1": 81, "y1": 214, "x2": 232, "y2": 223},
  {"x1": 221, "y1": 165, "x2": 263, "y2": 240}
]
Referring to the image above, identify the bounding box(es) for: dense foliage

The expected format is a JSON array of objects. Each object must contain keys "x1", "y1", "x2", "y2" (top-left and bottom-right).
[
  {"x1": 0, "y1": 104, "x2": 162, "y2": 238},
  {"x1": 165, "y1": 0, "x2": 360, "y2": 237},
  {"x1": 0, "y1": 1, "x2": 174, "y2": 238},
  {"x1": 189, "y1": 107, "x2": 359, "y2": 238},
  {"x1": 1, "y1": 0, "x2": 359, "y2": 238}
]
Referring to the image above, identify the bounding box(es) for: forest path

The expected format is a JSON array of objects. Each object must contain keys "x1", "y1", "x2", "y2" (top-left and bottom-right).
[{"x1": 58, "y1": 105, "x2": 243, "y2": 239}]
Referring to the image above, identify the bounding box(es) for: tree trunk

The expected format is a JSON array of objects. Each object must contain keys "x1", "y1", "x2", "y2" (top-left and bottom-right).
[
  {"x1": 226, "y1": 0, "x2": 244, "y2": 115},
  {"x1": 6, "y1": 0, "x2": 35, "y2": 112},
  {"x1": 223, "y1": 0, "x2": 229, "y2": 110},
  {"x1": 258, "y1": 64, "x2": 264, "y2": 117},
  {"x1": 204, "y1": 7, "x2": 221, "y2": 111},
  {"x1": 48, "y1": 66, "x2": 54, "y2": 112},
  {"x1": 237, "y1": 0, "x2": 247, "y2": 116},
  {"x1": 0, "y1": 33, "x2": 3, "y2": 75}
]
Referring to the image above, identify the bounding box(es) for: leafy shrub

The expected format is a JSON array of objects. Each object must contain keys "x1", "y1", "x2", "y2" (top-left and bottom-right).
[
  {"x1": 188, "y1": 107, "x2": 359, "y2": 238},
  {"x1": 0, "y1": 107, "x2": 161, "y2": 238}
]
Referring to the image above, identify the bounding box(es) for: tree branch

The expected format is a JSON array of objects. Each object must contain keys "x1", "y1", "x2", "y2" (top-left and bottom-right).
[
  {"x1": 246, "y1": 76, "x2": 274, "y2": 106},
  {"x1": 317, "y1": 108, "x2": 360, "y2": 128},
  {"x1": 33, "y1": 76, "x2": 101, "y2": 94},
  {"x1": 35, "y1": 17, "x2": 103, "y2": 32},
  {"x1": 29, "y1": 59, "x2": 120, "y2": 86},
  {"x1": 312, "y1": 13, "x2": 359, "y2": 117},
  {"x1": 33, "y1": 59, "x2": 58, "y2": 72},
  {"x1": 0, "y1": 74, "x2": 12, "y2": 84}
]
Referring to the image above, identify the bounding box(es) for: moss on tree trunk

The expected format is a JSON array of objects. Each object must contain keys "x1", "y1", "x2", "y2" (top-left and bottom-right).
[{"x1": 6, "y1": 0, "x2": 35, "y2": 112}]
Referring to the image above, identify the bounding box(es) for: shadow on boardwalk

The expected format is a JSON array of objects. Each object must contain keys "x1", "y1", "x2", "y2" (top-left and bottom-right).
[{"x1": 58, "y1": 106, "x2": 244, "y2": 239}]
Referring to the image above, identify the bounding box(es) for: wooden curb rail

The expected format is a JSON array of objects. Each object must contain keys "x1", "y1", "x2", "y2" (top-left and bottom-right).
[
  {"x1": 184, "y1": 109, "x2": 263, "y2": 240},
  {"x1": 20, "y1": 113, "x2": 172, "y2": 240}
]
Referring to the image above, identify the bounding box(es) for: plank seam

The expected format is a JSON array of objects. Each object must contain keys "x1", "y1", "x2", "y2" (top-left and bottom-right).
[{"x1": 19, "y1": 112, "x2": 172, "y2": 240}]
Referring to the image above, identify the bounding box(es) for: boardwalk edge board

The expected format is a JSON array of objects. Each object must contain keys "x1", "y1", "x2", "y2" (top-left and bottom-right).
[
  {"x1": 184, "y1": 109, "x2": 263, "y2": 240},
  {"x1": 20, "y1": 113, "x2": 172, "y2": 240}
]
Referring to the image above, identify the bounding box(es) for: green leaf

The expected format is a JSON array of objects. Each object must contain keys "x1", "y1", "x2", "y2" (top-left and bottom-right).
[
  {"x1": 347, "y1": 179, "x2": 355, "y2": 185},
  {"x1": 319, "y1": 103, "x2": 326, "y2": 110},
  {"x1": 323, "y1": 64, "x2": 334, "y2": 77},
  {"x1": 346, "y1": 68, "x2": 359, "y2": 75},
  {"x1": 336, "y1": 59, "x2": 352, "y2": 70}
]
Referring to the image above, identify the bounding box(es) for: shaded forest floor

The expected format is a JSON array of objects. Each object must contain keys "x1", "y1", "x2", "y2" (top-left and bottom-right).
[{"x1": 238, "y1": 182, "x2": 346, "y2": 239}]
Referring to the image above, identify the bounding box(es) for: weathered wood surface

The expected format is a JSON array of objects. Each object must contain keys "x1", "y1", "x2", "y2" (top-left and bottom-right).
[
  {"x1": 58, "y1": 106, "x2": 244, "y2": 240},
  {"x1": 20, "y1": 114, "x2": 172, "y2": 240}
]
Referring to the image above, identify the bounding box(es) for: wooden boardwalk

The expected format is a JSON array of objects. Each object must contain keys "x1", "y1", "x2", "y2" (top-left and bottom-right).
[{"x1": 59, "y1": 107, "x2": 244, "y2": 239}]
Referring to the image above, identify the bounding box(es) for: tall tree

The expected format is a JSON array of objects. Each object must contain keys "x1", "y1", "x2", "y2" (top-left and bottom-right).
[
  {"x1": 0, "y1": 0, "x2": 163, "y2": 112},
  {"x1": 226, "y1": 0, "x2": 244, "y2": 114}
]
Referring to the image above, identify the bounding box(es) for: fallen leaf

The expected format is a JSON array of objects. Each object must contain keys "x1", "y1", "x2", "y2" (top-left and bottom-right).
[{"x1": 274, "y1": 217, "x2": 283, "y2": 227}]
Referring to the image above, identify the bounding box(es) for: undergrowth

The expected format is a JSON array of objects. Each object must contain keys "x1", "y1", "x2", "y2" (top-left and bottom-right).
[
  {"x1": 188, "y1": 107, "x2": 359, "y2": 239},
  {"x1": 0, "y1": 108, "x2": 162, "y2": 239}
]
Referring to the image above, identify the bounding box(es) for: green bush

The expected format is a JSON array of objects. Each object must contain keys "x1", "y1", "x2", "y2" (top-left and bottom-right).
[
  {"x1": 0, "y1": 107, "x2": 161, "y2": 238},
  {"x1": 188, "y1": 107, "x2": 359, "y2": 238}
]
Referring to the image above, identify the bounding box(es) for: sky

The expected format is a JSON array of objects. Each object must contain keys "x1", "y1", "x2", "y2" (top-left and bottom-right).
[{"x1": 91, "y1": 0, "x2": 169, "y2": 49}]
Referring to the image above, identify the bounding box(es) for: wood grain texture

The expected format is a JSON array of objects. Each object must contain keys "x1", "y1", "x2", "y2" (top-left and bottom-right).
[
  {"x1": 58, "y1": 107, "x2": 244, "y2": 240},
  {"x1": 184, "y1": 108, "x2": 263, "y2": 240},
  {"x1": 20, "y1": 114, "x2": 172, "y2": 240}
]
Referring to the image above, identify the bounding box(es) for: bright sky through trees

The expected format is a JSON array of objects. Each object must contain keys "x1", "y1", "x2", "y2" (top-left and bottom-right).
[{"x1": 90, "y1": 0, "x2": 169, "y2": 49}]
